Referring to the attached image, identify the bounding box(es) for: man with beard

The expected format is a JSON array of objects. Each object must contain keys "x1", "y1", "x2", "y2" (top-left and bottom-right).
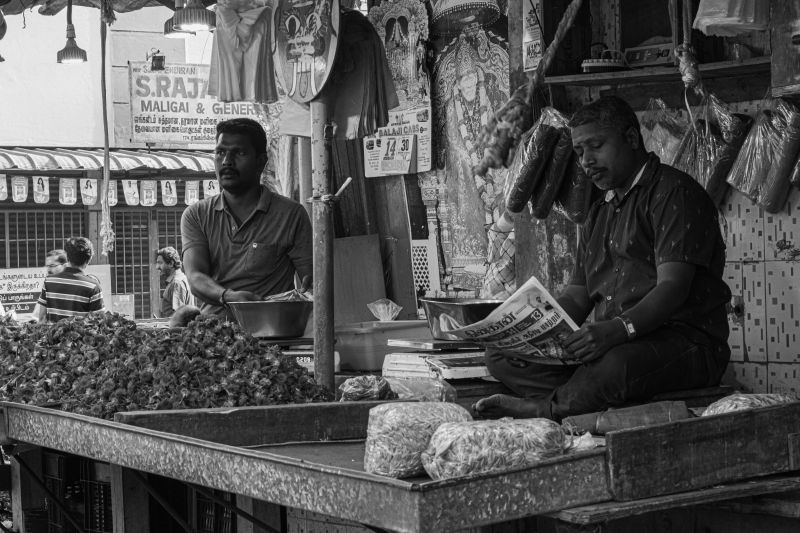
[
  {"x1": 475, "y1": 96, "x2": 731, "y2": 421},
  {"x1": 181, "y1": 118, "x2": 312, "y2": 319},
  {"x1": 155, "y1": 246, "x2": 193, "y2": 318}
]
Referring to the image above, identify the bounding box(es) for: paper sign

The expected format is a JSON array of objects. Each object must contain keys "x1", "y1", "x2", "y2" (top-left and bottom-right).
[
  {"x1": 59, "y1": 178, "x2": 77, "y2": 205},
  {"x1": 122, "y1": 180, "x2": 140, "y2": 206},
  {"x1": 185, "y1": 180, "x2": 200, "y2": 205},
  {"x1": 161, "y1": 180, "x2": 177, "y2": 206},
  {"x1": 523, "y1": 0, "x2": 543, "y2": 72},
  {"x1": 140, "y1": 180, "x2": 157, "y2": 207},
  {"x1": 32, "y1": 176, "x2": 49, "y2": 204},
  {"x1": 363, "y1": 105, "x2": 431, "y2": 177},
  {"x1": 11, "y1": 177, "x2": 27, "y2": 202},
  {"x1": 80, "y1": 179, "x2": 98, "y2": 206},
  {"x1": 0, "y1": 174, "x2": 7, "y2": 201},
  {"x1": 364, "y1": 134, "x2": 417, "y2": 177},
  {"x1": 203, "y1": 179, "x2": 220, "y2": 198},
  {"x1": 107, "y1": 180, "x2": 118, "y2": 207}
]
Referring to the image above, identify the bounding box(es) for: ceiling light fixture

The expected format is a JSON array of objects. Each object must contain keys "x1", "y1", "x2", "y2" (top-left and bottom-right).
[
  {"x1": 57, "y1": 0, "x2": 87, "y2": 64},
  {"x1": 173, "y1": 0, "x2": 215, "y2": 33},
  {"x1": 163, "y1": 15, "x2": 196, "y2": 39}
]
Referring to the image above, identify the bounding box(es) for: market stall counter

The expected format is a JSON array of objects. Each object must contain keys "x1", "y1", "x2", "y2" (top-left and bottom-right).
[{"x1": 3, "y1": 399, "x2": 800, "y2": 532}]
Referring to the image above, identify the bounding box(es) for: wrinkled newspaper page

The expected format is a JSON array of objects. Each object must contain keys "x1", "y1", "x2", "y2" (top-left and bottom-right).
[{"x1": 443, "y1": 276, "x2": 579, "y2": 364}]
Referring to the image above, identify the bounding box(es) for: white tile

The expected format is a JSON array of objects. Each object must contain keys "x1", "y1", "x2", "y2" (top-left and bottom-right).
[
  {"x1": 727, "y1": 362, "x2": 768, "y2": 393},
  {"x1": 765, "y1": 187, "x2": 800, "y2": 260},
  {"x1": 723, "y1": 261, "x2": 745, "y2": 362},
  {"x1": 742, "y1": 262, "x2": 767, "y2": 361},
  {"x1": 764, "y1": 261, "x2": 800, "y2": 363},
  {"x1": 768, "y1": 363, "x2": 800, "y2": 396},
  {"x1": 723, "y1": 189, "x2": 765, "y2": 261}
]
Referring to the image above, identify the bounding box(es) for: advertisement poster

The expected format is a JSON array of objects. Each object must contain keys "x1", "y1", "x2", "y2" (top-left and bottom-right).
[
  {"x1": 523, "y1": 0, "x2": 543, "y2": 72},
  {"x1": 0, "y1": 265, "x2": 112, "y2": 318},
  {"x1": 129, "y1": 62, "x2": 263, "y2": 146},
  {"x1": 363, "y1": 105, "x2": 431, "y2": 177}
]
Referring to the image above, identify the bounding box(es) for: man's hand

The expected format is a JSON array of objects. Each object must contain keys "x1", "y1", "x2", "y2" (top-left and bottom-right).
[
  {"x1": 562, "y1": 319, "x2": 628, "y2": 363},
  {"x1": 224, "y1": 290, "x2": 261, "y2": 303}
]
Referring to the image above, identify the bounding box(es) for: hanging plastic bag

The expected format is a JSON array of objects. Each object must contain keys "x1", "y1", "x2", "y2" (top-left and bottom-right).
[
  {"x1": 553, "y1": 158, "x2": 597, "y2": 224},
  {"x1": 503, "y1": 108, "x2": 569, "y2": 214},
  {"x1": 727, "y1": 98, "x2": 800, "y2": 212},
  {"x1": 672, "y1": 93, "x2": 752, "y2": 207},
  {"x1": 693, "y1": 0, "x2": 769, "y2": 37},
  {"x1": 530, "y1": 128, "x2": 573, "y2": 219},
  {"x1": 641, "y1": 98, "x2": 689, "y2": 164}
]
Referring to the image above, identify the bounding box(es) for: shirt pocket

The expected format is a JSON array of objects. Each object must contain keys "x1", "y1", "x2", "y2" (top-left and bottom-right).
[{"x1": 245, "y1": 242, "x2": 282, "y2": 276}]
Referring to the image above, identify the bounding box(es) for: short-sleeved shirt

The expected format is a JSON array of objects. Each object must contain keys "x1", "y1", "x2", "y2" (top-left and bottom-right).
[
  {"x1": 181, "y1": 185, "x2": 313, "y2": 317},
  {"x1": 161, "y1": 270, "x2": 192, "y2": 318},
  {"x1": 571, "y1": 154, "x2": 731, "y2": 345},
  {"x1": 37, "y1": 266, "x2": 105, "y2": 322}
]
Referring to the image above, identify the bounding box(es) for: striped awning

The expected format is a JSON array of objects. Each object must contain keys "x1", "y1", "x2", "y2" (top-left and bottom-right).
[{"x1": 0, "y1": 148, "x2": 215, "y2": 176}]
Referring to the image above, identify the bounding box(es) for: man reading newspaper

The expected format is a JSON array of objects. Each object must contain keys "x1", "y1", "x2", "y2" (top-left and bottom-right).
[{"x1": 473, "y1": 96, "x2": 732, "y2": 421}]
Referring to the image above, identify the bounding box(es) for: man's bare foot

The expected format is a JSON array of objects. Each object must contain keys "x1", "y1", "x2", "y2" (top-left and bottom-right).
[{"x1": 472, "y1": 394, "x2": 551, "y2": 419}]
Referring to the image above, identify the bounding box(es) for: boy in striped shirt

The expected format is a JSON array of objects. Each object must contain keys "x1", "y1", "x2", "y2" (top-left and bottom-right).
[{"x1": 34, "y1": 237, "x2": 105, "y2": 322}]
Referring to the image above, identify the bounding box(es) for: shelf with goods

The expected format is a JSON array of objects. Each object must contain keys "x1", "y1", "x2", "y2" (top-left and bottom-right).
[{"x1": 543, "y1": 56, "x2": 771, "y2": 87}]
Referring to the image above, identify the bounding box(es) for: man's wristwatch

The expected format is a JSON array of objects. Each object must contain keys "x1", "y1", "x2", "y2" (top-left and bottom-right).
[
  {"x1": 220, "y1": 288, "x2": 231, "y2": 306},
  {"x1": 616, "y1": 315, "x2": 637, "y2": 340}
]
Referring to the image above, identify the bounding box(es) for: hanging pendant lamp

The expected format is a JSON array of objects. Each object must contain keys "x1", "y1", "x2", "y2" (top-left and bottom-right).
[
  {"x1": 164, "y1": 15, "x2": 196, "y2": 39},
  {"x1": 57, "y1": 0, "x2": 88, "y2": 64},
  {"x1": 173, "y1": 0, "x2": 215, "y2": 32}
]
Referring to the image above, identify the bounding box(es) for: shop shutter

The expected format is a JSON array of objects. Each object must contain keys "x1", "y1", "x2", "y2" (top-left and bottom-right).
[
  {"x1": 109, "y1": 210, "x2": 151, "y2": 319},
  {"x1": 3, "y1": 210, "x2": 86, "y2": 269}
]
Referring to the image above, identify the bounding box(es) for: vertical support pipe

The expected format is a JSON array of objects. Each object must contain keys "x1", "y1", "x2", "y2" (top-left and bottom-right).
[
  {"x1": 298, "y1": 137, "x2": 313, "y2": 219},
  {"x1": 310, "y1": 98, "x2": 335, "y2": 393}
]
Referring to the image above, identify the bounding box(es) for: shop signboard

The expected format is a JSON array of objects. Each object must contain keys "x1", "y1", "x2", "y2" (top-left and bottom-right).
[
  {"x1": 363, "y1": 105, "x2": 431, "y2": 177},
  {"x1": 129, "y1": 62, "x2": 262, "y2": 146},
  {"x1": 0, "y1": 265, "x2": 112, "y2": 319},
  {"x1": 523, "y1": 0, "x2": 543, "y2": 72}
]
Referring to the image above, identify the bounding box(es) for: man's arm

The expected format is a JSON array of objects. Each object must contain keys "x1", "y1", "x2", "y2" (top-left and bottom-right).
[
  {"x1": 183, "y1": 247, "x2": 259, "y2": 305},
  {"x1": 556, "y1": 284, "x2": 593, "y2": 325},
  {"x1": 562, "y1": 262, "x2": 696, "y2": 362}
]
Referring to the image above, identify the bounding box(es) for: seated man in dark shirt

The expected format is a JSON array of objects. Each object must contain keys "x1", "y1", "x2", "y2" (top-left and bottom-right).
[
  {"x1": 475, "y1": 96, "x2": 732, "y2": 421},
  {"x1": 181, "y1": 118, "x2": 312, "y2": 319}
]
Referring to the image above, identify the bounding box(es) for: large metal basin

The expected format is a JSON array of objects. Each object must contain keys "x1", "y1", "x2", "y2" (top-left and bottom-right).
[
  {"x1": 419, "y1": 298, "x2": 503, "y2": 340},
  {"x1": 228, "y1": 301, "x2": 312, "y2": 338}
]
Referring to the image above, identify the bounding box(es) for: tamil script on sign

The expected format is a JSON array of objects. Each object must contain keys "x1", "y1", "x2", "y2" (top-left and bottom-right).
[
  {"x1": 432, "y1": 276, "x2": 580, "y2": 365},
  {"x1": 129, "y1": 62, "x2": 263, "y2": 146},
  {"x1": 0, "y1": 266, "x2": 112, "y2": 318}
]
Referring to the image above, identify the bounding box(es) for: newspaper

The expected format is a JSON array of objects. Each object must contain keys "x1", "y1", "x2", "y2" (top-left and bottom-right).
[{"x1": 439, "y1": 276, "x2": 580, "y2": 365}]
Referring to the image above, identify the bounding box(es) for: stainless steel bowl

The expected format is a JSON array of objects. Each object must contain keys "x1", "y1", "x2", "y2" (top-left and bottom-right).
[
  {"x1": 419, "y1": 298, "x2": 504, "y2": 340},
  {"x1": 228, "y1": 301, "x2": 313, "y2": 338}
]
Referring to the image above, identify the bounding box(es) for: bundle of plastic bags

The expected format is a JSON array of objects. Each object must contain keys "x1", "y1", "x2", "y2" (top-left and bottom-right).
[
  {"x1": 364, "y1": 402, "x2": 472, "y2": 478},
  {"x1": 693, "y1": 0, "x2": 769, "y2": 37},
  {"x1": 530, "y1": 128, "x2": 574, "y2": 219},
  {"x1": 641, "y1": 98, "x2": 688, "y2": 165},
  {"x1": 552, "y1": 158, "x2": 597, "y2": 224},
  {"x1": 726, "y1": 98, "x2": 800, "y2": 212},
  {"x1": 421, "y1": 418, "x2": 566, "y2": 480},
  {"x1": 672, "y1": 94, "x2": 752, "y2": 207},
  {"x1": 503, "y1": 108, "x2": 569, "y2": 214},
  {"x1": 702, "y1": 393, "x2": 796, "y2": 417}
]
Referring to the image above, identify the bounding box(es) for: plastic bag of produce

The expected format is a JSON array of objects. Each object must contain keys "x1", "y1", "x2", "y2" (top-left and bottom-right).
[
  {"x1": 503, "y1": 108, "x2": 568, "y2": 214},
  {"x1": 530, "y1": 128, "x2": 573, "y2": 219},
  {"x1": 727, "y1": 98, "x2": 800, "y2": 211},
  {"x1": 364, "y1": 402, "x2": 472, "y2": 478},
  {"x1": 672, "y1": 94, "x2": 751, "y2": 207},
  {"x1": 338, "y1": 375, "x2": 398, "y2": 402},
  {"x1": 702, "y1": 393, "x2": 796, "y2": 417},
  {"x1": 641, "y1": 98, "x2": 688, "y2": 164},
  {"x1": 553, "y1": 158, "x2": 597, "y2": 224},
  {"x1": 384, "y1": 376, "x2": 457, "y2": 403},
  {"x1": 421, "y1": 418, "x2": 566, "y2": 480}
]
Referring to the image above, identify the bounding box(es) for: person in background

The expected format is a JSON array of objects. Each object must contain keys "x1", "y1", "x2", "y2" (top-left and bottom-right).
[
  {"x1": 181, "y1": 118, "x2": 312, "y2": 320},
  {"x1": 45, "y1": 249, "x2": 68, "y2": 276},
  {"x1": 155, "y1": 246, "x2": 193, "y2": 318},
  {"x1": 475, "y1": 96, "x2": 731, "y2": 421},
  {"x1": 34, "y1": 237, "x2": 105, "y2": 322}
]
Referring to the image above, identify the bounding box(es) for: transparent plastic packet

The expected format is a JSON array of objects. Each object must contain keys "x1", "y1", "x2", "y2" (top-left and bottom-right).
[
  {"x1": 641, "y1": 98, "x2": 688, "y2": 164},
  {"x1": 384, "y1": 376, "x2": 457, "y2": 403},
  {"x1": 702, "y1": 392, "x2": 796, "y2": 417},
  {"x1": 503, "y1": 108, "x2": 569, "y2": 214},
  {"x1": 672, "y1": 93, "x2": 752, "y2": 206},
  {"x1": 553, "y1": 157, "x2": 597, "y2": 224},
  {"x1": 727, "y1": 98, "x2": 800, "y2": 210},
  {"x1": 338, "y1": 375, "x2": 398, "y2": 402},
  {"x1": 530, "y1": 127, "x2": 573, "y2": 219}
]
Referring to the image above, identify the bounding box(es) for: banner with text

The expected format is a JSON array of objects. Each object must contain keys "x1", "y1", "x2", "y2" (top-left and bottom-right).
[
  {"x1": 129, "y1": 62, "x2": 263, "y2": 146},
  {"x1": 363, "y1": 105, "x2": 432, "y2": 177},
  {"x1": 0, "y1": 265, "x2": 112, "y2": 318}
]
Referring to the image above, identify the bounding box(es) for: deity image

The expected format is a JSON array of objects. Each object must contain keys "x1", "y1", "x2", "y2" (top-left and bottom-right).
[{"x1": 278, "y1": 0, "x2": 335, "y2": 101}]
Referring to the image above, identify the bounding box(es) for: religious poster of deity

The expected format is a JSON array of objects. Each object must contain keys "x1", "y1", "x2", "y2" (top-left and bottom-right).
[
  {"x1": 368, "y1": 0, "x2": 430, "y2": 110},
  {"x1": 274, "y1": 0, "x2": 340, "y2": 103},
  {"x1": 430, "y1": 0, "x2": 509, "y2": 290}
]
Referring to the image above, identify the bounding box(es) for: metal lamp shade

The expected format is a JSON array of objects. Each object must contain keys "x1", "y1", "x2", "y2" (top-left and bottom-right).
[
  {"x1": 431, "y1": 0, "x2": 500, "y2": 34},
  {"x1": 164, "y1": 16, "x2": 195, "y2": 38},
  {"x1": 173, "y1": 0, "x2": 216, "y2": 32},
  {"x1": 57, "y1": 25, "x2": 87, "y2": 64}
]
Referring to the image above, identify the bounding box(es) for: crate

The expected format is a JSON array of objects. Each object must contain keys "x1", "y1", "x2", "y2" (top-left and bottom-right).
[
  {"x1": 42, "y1": 450, "x2": 83, "y2": 533},
  {"x1": 194, "y1": 489, "x2": 235, "y2": 533},
  {"x1": 81, "y1": 461, "x2": 112, "y2": 533}
]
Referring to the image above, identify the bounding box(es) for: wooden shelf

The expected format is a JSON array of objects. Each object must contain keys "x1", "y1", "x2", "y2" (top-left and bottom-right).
[{"x1": 544, "y1": 56, "x2": 771, "y2": 87}]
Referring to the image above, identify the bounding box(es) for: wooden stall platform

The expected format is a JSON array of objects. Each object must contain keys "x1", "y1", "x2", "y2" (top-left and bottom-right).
[{"x1": 1, "y1": 400, "x2": 800, "y2": 532}]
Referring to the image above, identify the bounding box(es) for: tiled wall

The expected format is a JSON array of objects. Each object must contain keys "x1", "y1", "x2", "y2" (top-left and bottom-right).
[{"x1": 723, "y1": 186, "x2": 800, "y2": 395}]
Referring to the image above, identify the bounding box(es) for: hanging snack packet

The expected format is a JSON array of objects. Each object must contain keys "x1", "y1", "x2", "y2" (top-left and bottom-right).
[
  {"x1": 530, "y1": 127, "x2": 573, "y2": 219},
  {"x1": 553, "y1": 158, "x2": 597, "y2": 225},
  {"x1": 503, "y1": 108, "x2": 568, "y2": 214}
]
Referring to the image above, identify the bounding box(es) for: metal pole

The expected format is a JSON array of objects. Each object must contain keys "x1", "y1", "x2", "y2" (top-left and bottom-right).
[
  {"x1": 311, "y1": 98, "x2": 335, "y2": 393},
  {"x1": 298, "y1": 137, "x2": 313, "y2": 219}
]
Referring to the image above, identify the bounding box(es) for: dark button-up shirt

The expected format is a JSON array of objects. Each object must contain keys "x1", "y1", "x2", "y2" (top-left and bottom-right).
[
  {"x1": 181, "y1": 185, "x2": 313, "y2": 317},
  {"x1": 571, "y1": 154, "x2": 731, "y2": 345}
]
